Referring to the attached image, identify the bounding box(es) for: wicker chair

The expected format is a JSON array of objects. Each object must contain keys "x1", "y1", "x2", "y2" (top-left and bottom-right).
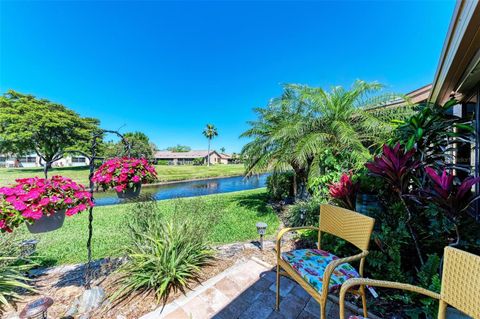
[
  {"x1": 275, "y1": 204, "x2": 375, "y2": 319},
  {"x1": 339, "y1": 246, "x2": 480, "y2": 319}
]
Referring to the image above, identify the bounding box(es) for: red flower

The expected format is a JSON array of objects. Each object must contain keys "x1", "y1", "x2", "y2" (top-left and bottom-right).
[{"x1": 328, "y1": 172, "x2": 358, "y2": 210}]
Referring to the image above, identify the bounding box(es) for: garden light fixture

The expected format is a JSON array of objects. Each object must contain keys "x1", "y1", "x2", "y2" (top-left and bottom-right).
[
  {"x1": 19, "y1": 297, "x2": 53, "y2": 319},
  {"x1": 256, "y1": 222, "x2": 267, "y2": 250}
]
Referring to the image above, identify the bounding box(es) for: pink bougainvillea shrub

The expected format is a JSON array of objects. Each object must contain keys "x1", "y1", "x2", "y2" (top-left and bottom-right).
[
  {"x1": 92, "y1": 157, "x2": 157, "y2": 192},
  {"x1": 0, "y1": 176, "x2": 93, "y2": 233}
]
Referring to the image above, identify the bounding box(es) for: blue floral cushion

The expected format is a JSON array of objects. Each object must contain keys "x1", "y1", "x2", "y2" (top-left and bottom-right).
[{"x1": 281, "y1": 248, "x2": 361, "y2": 293}]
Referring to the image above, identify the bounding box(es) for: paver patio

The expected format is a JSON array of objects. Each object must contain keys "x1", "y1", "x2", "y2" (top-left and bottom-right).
[{"x1": 140, "y1": 257, "x2": 366, "y2": 319}]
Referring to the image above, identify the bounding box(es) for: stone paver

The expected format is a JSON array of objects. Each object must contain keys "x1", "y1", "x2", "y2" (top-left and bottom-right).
[{"x1": 140, "y1": 257, "x2": 369, "y2": 319}]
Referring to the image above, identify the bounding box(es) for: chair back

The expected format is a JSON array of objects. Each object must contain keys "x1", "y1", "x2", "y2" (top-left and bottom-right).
[
  {"x1": 318, "y1": 204, "x2": 375, "y2": 251},
  {"x1": 439, "y1": 246, "x2": 480, "y2": 319}
]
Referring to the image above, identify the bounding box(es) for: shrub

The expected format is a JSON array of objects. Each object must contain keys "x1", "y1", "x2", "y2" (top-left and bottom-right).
[
  {"x1": 156, "y1": 160, "x2": 169, "y2": 165},
  {"x1": 266, "y1": 172, "x2": 294, "y2": 201},
  {"x1": 287, "y1": 197, "x2": 324, "y2": 227},
  {"x1": 112, "y1": 200, "x2": 215, "y2": 302},
  {"x1": 193, "y1": 157, "x2": 204, "y2": 166},
  {"x1": 0, "y1": 234, "x2": 36, "y2": 313}
]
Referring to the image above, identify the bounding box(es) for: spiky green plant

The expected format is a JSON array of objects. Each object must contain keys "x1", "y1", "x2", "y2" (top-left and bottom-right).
[
  {"x1": 112, "y1": 201, "x2": 214, "y2": 302},
  {"x1": 0, "y1": 235, "x2": 37, "y2": 313}
]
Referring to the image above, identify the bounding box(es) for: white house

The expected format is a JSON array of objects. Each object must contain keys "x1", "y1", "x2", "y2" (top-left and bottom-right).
[{"x1": 0, "y1": 153, "x2": 90, "y2": 168}]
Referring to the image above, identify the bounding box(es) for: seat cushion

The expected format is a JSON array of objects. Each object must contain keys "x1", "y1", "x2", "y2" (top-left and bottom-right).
[
  {"x1": 349, "y1": 316, "x2": 366, "y2": 319},
  {"x1": 281, "y1": 248, "x2": 361, "y2": 293}
]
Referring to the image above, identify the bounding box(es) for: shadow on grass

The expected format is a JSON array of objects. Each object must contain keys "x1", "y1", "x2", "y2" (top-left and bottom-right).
[{"x1": 234, "y1": 192, "x2": 272, "y2": 216}]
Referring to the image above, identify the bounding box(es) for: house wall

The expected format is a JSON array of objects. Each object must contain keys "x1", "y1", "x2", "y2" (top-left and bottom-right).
[
  {"x1": 0, "y1": 154, "x2": 89, "y2": 168},
  {"x1": 208, "y1": 152, "x2": 221, "y2": 165}
]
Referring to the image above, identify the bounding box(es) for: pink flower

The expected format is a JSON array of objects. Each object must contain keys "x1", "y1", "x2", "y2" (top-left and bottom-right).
[
  {"x1": 12, "y1": 201, "x2": 27, "y2": 211},
  {"x1": 132, "y1": 175, "x2": 141, "y2": 183},
  {"x1": 50, "y1": 195, "x2": 60, "y2": 202},
  {"x1": 22, "y1": 209, "x2": 43, "y2": 220},
  {"x1": 39, "y1": 197, "x2": 50, "y2": 206},
  {"x1": 0, "y1": 187, "x2": 15, "y2": 196},
  {"x1": 115, "y1": 185, "x2": 125, "y2": 192},
  {"x1": 64, "y1": 197, "x2": 73, "y2": 204},
  {"x1": 66, "y1": 207, "x2": 79, "y2": 216}
]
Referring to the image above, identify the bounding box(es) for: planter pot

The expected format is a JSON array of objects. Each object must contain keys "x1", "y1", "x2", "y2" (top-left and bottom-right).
[
  {"x1": 355, "y1": 193, "x2": 382, "y2": 216},
  {"x1": 116, "y1": 182, "x2": 142, "y2": 199},
  {"x1": 27, "y1": 209, "x2": 65, "y2": 234}
]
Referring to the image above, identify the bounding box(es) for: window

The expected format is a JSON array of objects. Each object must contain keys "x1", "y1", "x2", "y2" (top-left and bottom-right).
[
  {"x1": 72, "y1": 157, "x2": 86, "y2": 163},
  {"x1": 19, "y1": 156, "x2": 37, "y2": 163}
]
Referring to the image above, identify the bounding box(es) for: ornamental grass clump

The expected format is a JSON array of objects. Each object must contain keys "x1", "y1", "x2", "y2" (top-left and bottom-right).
[
  {"x1": 0, "y1": 234, "x2": 37, "y2": 313},
  {"x1": 112, "y1": 200, "x2": 214, "y2": 302},
  {"x1": 92, "y1": 157, "x2": 157, "y2": 192},
  {"x1": 0, "y1": 176, "x2": 93, "y2": 232}
]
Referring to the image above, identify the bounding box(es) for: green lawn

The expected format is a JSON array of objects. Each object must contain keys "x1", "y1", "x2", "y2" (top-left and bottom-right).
[
  {"x1": 0, "y1": 164, "x2": 245, "y2": 186},
  {"x1": 15, "y1": 188, "x2": 279, "y2": 266}
]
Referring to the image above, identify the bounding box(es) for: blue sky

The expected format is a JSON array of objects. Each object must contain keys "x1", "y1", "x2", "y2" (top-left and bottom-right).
[{"x1": 0, "y1": 1, "x2": 455, "y2": 153}]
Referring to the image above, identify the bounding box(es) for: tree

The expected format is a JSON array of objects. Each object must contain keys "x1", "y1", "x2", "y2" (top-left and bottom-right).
[
  {"x1": 202, "y1": 124, "x2": 218, "y2": 166},
  {"x1": 241, "y1": 81, "x2": 411, "y2": 198},
  {"x1": 220, "y1": 147, "x2": 226, "y2": 153},
  {"x1": 0, "y1": 90, "x2": 101, "y2": 169},
  {"x1": 167, "y1": 144, "x2": 191, "y2": 152},
  {"x1": 102, "y1": 131, "x2": 155, "y2": 159}
]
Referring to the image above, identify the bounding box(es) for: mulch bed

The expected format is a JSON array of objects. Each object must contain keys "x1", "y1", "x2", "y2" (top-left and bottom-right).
[{"x1": 3, "y1": 239, "x2": 294, "y2": 319}]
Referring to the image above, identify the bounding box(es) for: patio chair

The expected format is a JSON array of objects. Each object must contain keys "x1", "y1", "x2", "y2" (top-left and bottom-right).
[
  {"x1": 339, "y1": 246, "x2": 480, "y2": 319},
  {"x1": 275, "y1": 204, "x2": 375, "y2": 319}
]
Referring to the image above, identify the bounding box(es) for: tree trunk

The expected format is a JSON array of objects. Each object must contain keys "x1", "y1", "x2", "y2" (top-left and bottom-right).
[{"x1": 207, "y1": 139, "x2": 211, "y2": 167}]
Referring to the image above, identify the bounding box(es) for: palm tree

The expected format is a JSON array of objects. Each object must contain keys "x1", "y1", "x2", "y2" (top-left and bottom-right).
[
  {"x1": 220, "y1": 147, "x2": 226, "y2": 153},
  {"x1": 241, "y1": 81, "x2": 411, "y2": 198},
  {"x1": 203, "y1": 124, "x2": 218, "y2": 166}
]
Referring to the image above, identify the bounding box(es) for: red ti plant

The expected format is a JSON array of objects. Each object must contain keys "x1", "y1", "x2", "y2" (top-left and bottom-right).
[
  {"x1": 365, "y1": 143, "x2": 419, "y2": 195},
  {"x1": 328, "y1": 171, "x2": 358, "y2": 211},
  {"x1": 424, "y1": 167, "x2": 480, "y2": 246},
  {"x1": 365, "y1": 143, "x2": 425, "y2": 265}
]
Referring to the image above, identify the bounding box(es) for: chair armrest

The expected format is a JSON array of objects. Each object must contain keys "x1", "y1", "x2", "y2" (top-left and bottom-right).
[
  {"x1": 276, "y1": 226, "x2": 318, "y2": 257},
  {"x1": 339, "y1": 278, "x2": 440, "y2": 319},
  {"x1": 321, "y1": 250, "x2": 369, "y2": 298}
]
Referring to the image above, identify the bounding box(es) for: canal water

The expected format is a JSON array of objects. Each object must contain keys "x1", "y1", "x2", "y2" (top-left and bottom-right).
[{"x1": 93, "y1": 174, "x2": 269, "y2": 206}]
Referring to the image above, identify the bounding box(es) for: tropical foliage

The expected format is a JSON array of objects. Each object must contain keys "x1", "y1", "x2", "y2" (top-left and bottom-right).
[{"x1": 241, "y1": 80, "x2": 411, "y2": 198}]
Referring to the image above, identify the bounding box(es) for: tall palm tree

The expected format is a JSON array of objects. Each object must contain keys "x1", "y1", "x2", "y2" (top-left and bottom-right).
[{"x1": 203, "y1": 124, "x2": 218, "y2": 166}]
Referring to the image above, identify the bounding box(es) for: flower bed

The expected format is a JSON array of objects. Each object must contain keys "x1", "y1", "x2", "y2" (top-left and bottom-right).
[{"x1": 0, "y1": 176, "x2": 93, "y2": 233}]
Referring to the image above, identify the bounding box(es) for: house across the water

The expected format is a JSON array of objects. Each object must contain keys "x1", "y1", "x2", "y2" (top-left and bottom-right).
[
  {"x1": 154, "y1": 150, "x2": 233, "y2": 165},
  {"x1": 0, "y1": 153, "x2": 90, "y2": 168}
]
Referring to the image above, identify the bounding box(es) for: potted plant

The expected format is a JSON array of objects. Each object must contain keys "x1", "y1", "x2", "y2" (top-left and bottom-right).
[
  {"x1": 0, "y1": 176, "x2": 94, "y2": 233},
  {"x1": 92, "y1": 157, "x2": 157, "y2": 199}
]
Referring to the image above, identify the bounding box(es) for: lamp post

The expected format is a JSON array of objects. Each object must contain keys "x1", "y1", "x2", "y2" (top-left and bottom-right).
[{"x1": 256, "y1": 222, "x2": 267, "y2": 250}]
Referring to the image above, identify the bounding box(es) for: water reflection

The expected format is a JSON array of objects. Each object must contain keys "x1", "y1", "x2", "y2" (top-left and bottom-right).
[{"x1": 94, "y1": 174, "x2": 269, "y2": 206}]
